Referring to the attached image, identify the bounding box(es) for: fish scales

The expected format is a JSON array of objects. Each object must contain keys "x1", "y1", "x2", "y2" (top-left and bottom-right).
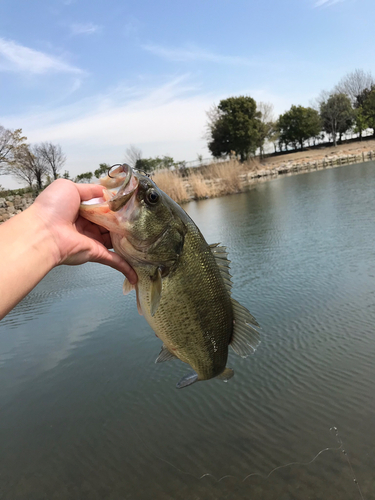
[{"x1": 134, "y1": 219, "x2": 234, "y2": 381}]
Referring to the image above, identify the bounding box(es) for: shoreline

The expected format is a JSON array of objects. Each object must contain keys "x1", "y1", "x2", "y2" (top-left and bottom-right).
[
  {"x1": 153, "y1": 142, "x2": 375, "y2": 205},
  {"x1": 1, "y1": 141, "x2": 375, "y2": 222}
]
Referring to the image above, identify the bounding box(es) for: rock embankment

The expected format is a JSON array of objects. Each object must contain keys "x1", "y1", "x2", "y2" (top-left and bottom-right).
[{"x1": 0, "y1": 193, "x2": 35, "y2": 223}]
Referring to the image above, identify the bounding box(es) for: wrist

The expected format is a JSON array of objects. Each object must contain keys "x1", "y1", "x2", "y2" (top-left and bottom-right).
[{"x1": 21, "y1": 204, "x2": 62, "y2": 270}]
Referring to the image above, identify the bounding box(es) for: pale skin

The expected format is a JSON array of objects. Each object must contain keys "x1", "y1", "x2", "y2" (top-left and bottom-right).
[{"x1": 0, "y1": 179, "x2": 137, "y2": 321}]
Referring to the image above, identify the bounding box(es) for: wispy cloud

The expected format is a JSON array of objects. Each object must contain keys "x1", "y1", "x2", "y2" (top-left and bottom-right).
[
  {"x1": 1, "y1": 76, "x2": 212, "y2": 178},
  {"x1": 142, "y1": 43, "x2": 255, "y2": 66},
  {"x1": 70, "y1": 23, "x2": 102, "y2": 36},
  {"x1": 0, "y1": 38, "x2": 83, "y2": 74},
  {"x1": 314, "y1": 0, "x2": 345, "y2": 7}
]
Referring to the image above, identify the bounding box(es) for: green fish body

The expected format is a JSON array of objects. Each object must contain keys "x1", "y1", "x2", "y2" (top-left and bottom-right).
[{"x1": 81, "y1": 165, "x2": 260, "y2": 388}]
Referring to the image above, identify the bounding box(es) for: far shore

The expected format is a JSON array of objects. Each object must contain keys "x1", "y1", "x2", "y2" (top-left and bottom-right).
[
  {"x1": 1, "y1": 138, "x2": 375, "y2": 223},
  {"x1": 257, "y1": 138, "x2": 375, "y2": 173},
  {"x1": 153, "y1": 139, "x2": 375, "y2": 204}
]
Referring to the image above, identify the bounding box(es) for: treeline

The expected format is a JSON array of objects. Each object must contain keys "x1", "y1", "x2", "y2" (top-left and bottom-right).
[
  {"x1": 0, "y1": 133, "x2": 188, "y2": 190},
  {"x1": 2, "y1": 68, "x2": 375, "y2": 191},
  {"x1": 0, "y1": 128, "x2": 67, "y2": 190},
  {"x1": 206, "y1": 69, "x2": 375, "y2": 160},
  {"x1": 73, "y1": 145, "x2": 190, "y2": 184}
]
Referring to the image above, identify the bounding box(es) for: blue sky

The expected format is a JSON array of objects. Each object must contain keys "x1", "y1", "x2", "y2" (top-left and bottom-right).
[{"x1": 0, "y1": 0, "x2": 374, "y2": 187}]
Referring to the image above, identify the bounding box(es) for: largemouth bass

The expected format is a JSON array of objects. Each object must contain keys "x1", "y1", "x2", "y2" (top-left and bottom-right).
[{"x1": 80, "y1": 164, "x2": 260, "y2": 388}]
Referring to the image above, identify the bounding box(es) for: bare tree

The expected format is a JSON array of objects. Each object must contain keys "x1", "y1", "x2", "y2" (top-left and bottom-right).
[
  {"x1": 36, "y1": 142, "x2": 66, "y2": 180},
  {"x1": 204, "y1": 103, "x2": 221, "y2": 141},
  {"x1": 11, "y1": 144, "x2": 48, "y2": 189},
  {"x1": 0, "y1": 126, "x2": 27, "y2": 174},
  {"x1": 124, "y1": 145, "x2": 142, "y2": 167},
  {"x1": 258, "y1": 102, "x2": 275, "y2": 157},
  {"x1": 335, "y1": 69, "x2": 374, "y2": 106}
]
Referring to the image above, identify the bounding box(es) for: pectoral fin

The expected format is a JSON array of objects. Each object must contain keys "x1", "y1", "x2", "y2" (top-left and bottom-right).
[
  {"x1": 176, "y1": 371, "x2": 199, "y2": 389},
  {"x1": 155, "y1": 345, "x2": 177, "y2": 363},
  {"x1": 150, "y1": 267, "x2": 162, "y2": 317},
  {"x1": 230, "y1": 298, "x2": 260, "y2": 358},
  {"x1": 123, "y1": 278, "x2": 135, "y2": 295}
]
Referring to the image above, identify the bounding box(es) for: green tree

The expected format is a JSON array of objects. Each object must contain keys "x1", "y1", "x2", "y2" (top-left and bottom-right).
[
  {"x1": 320, "y1": 93, "x2": 354, "y2": 146},
  {"x1": 278, "y1": 105, "x2": 321, "y2": 150},
  {"x1": 75, "y1": 172, "x2": 93, "y2": 183},
  {"x1": 353, "y1": 107, "x2": 369, "y2": 139},
  {"x1": 207, "y1": 96, "x2": 263, "y2": 162},
  {"x1": 94, "y1": 163, "x2": 110, "y2": 179},
  {"x1": 361, "y1": 87, "x2": 375, "y2": 136},
  {"x1": 135, "y1": 155, "x2": 175, "y2": 173}
]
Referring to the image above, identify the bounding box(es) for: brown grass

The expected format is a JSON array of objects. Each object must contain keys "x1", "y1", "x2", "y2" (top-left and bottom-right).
[
  {"x1": 152, "y1": 170, "x2": 190, "y2": 204},
  {"x1": 204, "y1": 160, "x2": 244, "y2": 195},
  {"x1": 152, "y1": 159, "x2": 254, "y2": 204},
  {"x1": 188, "y1": 171, "x2": 213, "y2": 199}
]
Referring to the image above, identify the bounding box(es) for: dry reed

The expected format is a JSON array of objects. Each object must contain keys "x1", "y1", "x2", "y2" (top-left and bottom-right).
[
  {"x1": 188, "y1": 171, "x2": 213, "y2": 200},
  {"x1": 152, "y1": 170, "x2": 190, "y2": 204},
  {"x1": 152, "y1": 159, "x2": 254, "y2": 205}
]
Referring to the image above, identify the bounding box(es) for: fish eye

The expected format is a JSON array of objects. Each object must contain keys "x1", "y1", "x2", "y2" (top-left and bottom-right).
[{"x1": 146, "y1": 189, "x2": 159, "y2": 205}]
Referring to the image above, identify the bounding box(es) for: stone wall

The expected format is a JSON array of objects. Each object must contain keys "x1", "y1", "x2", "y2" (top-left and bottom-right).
[{"x1": 0, "y1": 193, "x2": 35, "y2": 223}]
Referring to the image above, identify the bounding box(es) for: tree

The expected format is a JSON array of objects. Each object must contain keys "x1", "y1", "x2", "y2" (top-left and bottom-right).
[
  {"x1": 10, "y1": 144, "x2": 48, "y2": 189},
  {"x1": 268, "y1": 127, "x2": 280, "y2": 153},
  {"x1": 278, "y1": 105, "x2": 321, "y2": 150},
  {"x1": 361, "y1": 87, "x2": 375, "y2": 136},
  {"x1": 335, "y1": 69, "x2": 374, "y2": 106},
  {"x1": 257, "y1": 102, "x2": 275, "y2": 158},
  {"x1": 75, "y1": 172, "x2": 93, "y2": 183},
  {"x1": 36, "y1": 142, "x2": 66, "y2": 180},
  {"x1": 320, "y1": 93, "x2": 354, "y2": 146},
  {"x1": 353, "y1": 107, "x2": 369, "y2": 140},
  {"x1": 94, "y1": 163, "x2": 110, "y2": 179},
  {"x1": 135, "y1": 155, "x2": 175, "y2": 173},
  {"x1": 0, "y1": 126, "x2": 27, "y2": 174},
  {"x1": 124, "y1": 145, "x2": 142, "y2": 167},
  {"x1": 207, "y1": 96, "x2": 263, "y2": 162}
]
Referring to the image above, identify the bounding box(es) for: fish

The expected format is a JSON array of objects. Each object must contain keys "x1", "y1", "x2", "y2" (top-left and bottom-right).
[{"x1": 80, "y1": 164, "x2": 260, "y2": 388}]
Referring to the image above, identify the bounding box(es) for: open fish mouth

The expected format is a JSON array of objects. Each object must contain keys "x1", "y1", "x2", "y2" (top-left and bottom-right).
[{"x1": 80, "y1": 163, "x2": 139, "y2": 213}]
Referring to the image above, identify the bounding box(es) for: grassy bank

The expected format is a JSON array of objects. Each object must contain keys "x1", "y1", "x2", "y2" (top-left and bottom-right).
[
  {"x1": 153, "y1": 142, "x2": 375, "y2": 205},
  {"x1": 153, "y1": 160, "x2": 254, "y2": 204}
]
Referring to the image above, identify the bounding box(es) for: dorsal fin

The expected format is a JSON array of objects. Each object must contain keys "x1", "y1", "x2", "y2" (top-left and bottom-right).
[
  {"x1": 230, "y1": 298, "x2": 260, "y2": 357},
  {"x1": 209, "y1": 243, "x2": 232, "y2": 294}
]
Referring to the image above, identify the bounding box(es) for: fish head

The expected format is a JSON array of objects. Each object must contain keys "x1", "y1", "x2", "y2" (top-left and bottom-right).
[{"x1": 80, "y1": 164, "x2": 186, "y2": 267}]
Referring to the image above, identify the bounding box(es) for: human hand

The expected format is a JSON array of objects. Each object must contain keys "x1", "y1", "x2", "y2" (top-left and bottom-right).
[{"x1": 31, "y1": 179, "x2": 137, "y2": 283}]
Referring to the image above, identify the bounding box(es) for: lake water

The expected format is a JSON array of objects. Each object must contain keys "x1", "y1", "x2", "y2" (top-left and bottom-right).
[{"x1": 1, "y1": 162, "x2": 375, "y2": 500}]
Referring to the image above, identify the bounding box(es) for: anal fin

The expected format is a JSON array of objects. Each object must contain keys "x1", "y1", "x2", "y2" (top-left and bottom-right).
[{"x1": 176, "y1": 371, "x2": 199, "y2": 389}]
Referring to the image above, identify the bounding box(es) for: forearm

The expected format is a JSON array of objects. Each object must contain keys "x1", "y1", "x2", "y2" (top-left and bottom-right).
[{"x1": 0, "y1": 206, "x2": 58, "y2": 320}]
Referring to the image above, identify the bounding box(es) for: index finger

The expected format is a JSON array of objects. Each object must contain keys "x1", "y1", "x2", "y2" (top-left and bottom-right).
[{"x1": 75, "y1": 183, "x2": 105, "y2": 202}]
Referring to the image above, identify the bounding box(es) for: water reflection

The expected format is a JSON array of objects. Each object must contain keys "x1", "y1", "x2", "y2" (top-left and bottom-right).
[{"x1": 1, "y1": 162, "x2": 375, "y2": 499}]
